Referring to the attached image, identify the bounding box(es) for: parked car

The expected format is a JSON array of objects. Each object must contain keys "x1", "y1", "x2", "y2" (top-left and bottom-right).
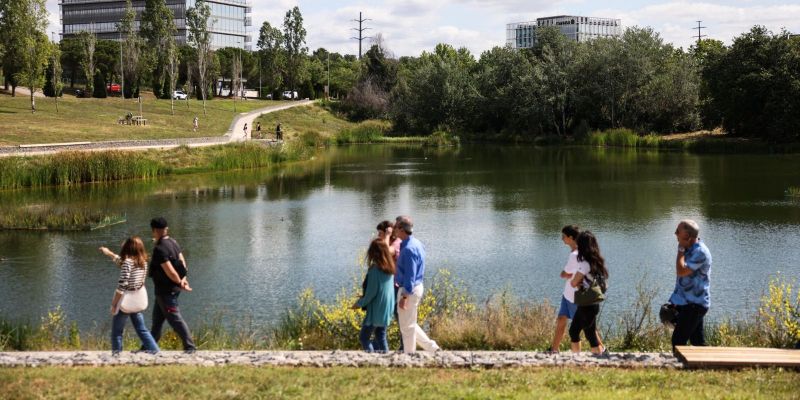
[
  {"x1": 282, "y1": 90, "x2": 298, "y2": 100},
  {"x1": 173, "y1": 90, "x2": 188, "y2": 100},
  {"x1": 107, "y1": 83, "x2": 121, "y2": 93},
  {"x1": 264, "y1": 93, "x2": 273, "y2": 100},
  {"x1": 74, "y1": 89, "x2": 87, "y2": 98}
]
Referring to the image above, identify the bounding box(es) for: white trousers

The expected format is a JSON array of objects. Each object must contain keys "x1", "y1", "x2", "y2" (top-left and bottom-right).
[{"x1": 398, "y1": 284, "x2": 439, "y2": 353}]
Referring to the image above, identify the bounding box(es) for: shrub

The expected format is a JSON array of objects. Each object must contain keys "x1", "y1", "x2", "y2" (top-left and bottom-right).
[{"x1": 758, "y1": 275, "x2": 800, "y2": 348}]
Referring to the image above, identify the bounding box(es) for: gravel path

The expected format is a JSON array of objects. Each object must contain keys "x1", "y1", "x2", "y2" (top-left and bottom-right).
[
  {"x1": 0, "y1": 100, "x2": 314, "y2": 157},
  {"x1": 0, "y1": 351, "x2": 683, "y2": 369}
]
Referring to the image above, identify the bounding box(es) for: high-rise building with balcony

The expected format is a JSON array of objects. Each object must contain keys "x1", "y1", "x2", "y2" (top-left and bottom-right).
[
  {"x1": 61, "y1": 0, "x2": 252, "y2": 50},
  {"x1": 506, "y1": 15, "x2": 622, "y2": 49}
]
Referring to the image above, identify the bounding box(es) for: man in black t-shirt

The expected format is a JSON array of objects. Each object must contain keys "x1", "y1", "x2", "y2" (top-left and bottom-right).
[{"x1": 148, "y1": 217, "x2": 196, "y2": 352}]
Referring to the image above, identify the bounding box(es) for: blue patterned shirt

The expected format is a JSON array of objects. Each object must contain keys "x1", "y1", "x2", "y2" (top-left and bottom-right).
[{"x1": 669, "y1": 240, "x2": 712, "y2": 308}]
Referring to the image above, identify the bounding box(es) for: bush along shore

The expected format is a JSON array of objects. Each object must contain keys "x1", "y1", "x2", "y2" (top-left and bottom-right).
[{"x1": 1, "y1": 271, "x2": 797, "y2": 352}]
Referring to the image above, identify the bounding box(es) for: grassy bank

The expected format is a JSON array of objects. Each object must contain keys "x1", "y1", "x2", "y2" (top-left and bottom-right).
[
  {"x1": 0, "y1": 142, "x2": 314, "y2": 189},
  {"x1": 2, "y1": 366, "x2": 798, "y2": 399},
  {"x1": 0, "y1": 94, "x2": 282, "y2": 145},
  {"x1": 0, "y1": 207, "x2": 125, "y2": 231},
  {"x1": 583, "y1": 128, "x2": 800, "y2": 154}
]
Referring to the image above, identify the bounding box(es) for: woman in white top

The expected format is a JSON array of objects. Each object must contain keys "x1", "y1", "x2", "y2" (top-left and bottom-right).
[
  {"x1": 569, "y1": 231, "x2": 609, "y2": 354},
  {"x1": 550, "y1": 225, "x2": 581, "y2": 352},
  {"x1": 100, "y1": 236, "x2": 160, "y2": 355}
]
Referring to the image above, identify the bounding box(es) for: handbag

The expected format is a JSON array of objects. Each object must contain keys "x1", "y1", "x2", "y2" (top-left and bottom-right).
[
  {"x1": 574, "y1": 273, "x2": 606, "y2": 306},
  {"x1": 119, "y1": 269, "x2": 149, "y2": 314}
]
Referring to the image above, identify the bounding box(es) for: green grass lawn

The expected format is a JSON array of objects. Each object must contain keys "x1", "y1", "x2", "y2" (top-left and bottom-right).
[
  {"x1": 0, "y1": 366, "x2": 796, "y2": 399},
  {"x1": 255, "y1": 103, "x2": 357, "y2": 141},
  {"x1": 0, "y1": 93, "x2": 284, "y2": 145}
]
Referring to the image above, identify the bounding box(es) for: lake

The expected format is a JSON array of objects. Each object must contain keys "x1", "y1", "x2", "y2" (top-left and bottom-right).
[{"x1": 1, "y1": 144, "x2": 799, "y2": 330}]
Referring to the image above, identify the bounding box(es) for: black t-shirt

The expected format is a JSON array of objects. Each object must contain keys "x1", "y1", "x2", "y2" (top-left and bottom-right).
[{"x1": 149, "y1": 237, "x2": 186, "y2": 295}]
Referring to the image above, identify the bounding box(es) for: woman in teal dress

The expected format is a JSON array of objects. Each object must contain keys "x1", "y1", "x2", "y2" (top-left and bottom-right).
[{"x1": 352, "y1": 239, "x2": 396, "y2": 352}]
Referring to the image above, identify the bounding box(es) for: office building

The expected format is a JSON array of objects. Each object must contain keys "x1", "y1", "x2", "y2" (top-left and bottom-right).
[
  {"x1": 506, "y1": 15, "x2": 622, "y2": 49},
  {"x1": 61, "y1": 0, "x2": 252, "y2": 50}
]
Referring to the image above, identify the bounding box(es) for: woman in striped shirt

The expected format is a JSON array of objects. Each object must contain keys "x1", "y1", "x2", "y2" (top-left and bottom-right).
[{"x1": 100, "y1": 236, "x2": 160, "y2": 354}]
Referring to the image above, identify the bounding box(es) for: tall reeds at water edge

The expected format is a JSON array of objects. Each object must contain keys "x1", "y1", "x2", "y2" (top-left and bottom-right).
[
  {"x1": 0, "y1": 207, "x2": 125, "y2": 231},
  {"x1": 0, "y1": 151, "x2": 164, "y2": 189}
]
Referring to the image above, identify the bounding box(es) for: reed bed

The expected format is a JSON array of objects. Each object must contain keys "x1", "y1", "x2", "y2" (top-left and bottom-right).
[
  {"x1": 0, "y1": 151, "x2": 165, "y2": 189},
  {"x1": 0, "y1": 206, "x2": 125, "y2": 231}
]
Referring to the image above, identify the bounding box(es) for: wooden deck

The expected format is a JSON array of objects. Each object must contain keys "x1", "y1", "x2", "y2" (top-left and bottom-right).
[{"x1": 675, "y1": 346, "x2": 800, "y2": 369}]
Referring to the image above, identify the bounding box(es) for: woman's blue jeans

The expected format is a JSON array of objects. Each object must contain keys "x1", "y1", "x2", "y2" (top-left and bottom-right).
[
  {"x1": 359, "y1": 325, "x2": 388, "y2": 353},
  {"x1": 111, "y1": 311, "x2": 160, "y2": 353}
]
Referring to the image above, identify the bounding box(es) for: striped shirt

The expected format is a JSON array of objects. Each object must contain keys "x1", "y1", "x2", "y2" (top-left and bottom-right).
[{"x1": 115, "y1": 256, "x2": 148, "y2": 293}]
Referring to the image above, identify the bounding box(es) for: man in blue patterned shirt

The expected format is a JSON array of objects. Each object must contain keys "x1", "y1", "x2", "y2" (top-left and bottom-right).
[{"x1": 669, "y1": 219, "x2": 712, "y2": 350}]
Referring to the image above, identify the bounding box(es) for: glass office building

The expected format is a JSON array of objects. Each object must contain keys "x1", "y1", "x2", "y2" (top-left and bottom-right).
[
  {"x1": 506, "y1": 15, "x2": 621, "y2": 49},
  {"x1": 61, "y1": 0, "x2": 252, "y2": 50}
]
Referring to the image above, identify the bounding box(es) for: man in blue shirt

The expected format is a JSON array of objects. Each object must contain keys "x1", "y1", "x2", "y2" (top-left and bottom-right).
[
  {"x1": 669, "y1": 219, "x2": 712, "y2": 350},
  {"x1": 395, "y1": 215, "x2": 440, "y2": 353}
]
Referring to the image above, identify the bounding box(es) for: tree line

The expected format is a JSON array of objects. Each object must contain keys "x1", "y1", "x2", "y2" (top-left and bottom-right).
[{"x1": 342, "y1": 26, "x2": 799, "y2": 143}]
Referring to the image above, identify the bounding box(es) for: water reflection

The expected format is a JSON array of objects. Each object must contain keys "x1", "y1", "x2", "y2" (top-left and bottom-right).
[{"x1": 1, "y1": 145, "x2": 799, "y2": 330}]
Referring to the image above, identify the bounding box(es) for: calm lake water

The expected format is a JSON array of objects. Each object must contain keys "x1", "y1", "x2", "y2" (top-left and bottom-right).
[{"x1": 1, "y1": 145, "x2": 799, "y2": 330}]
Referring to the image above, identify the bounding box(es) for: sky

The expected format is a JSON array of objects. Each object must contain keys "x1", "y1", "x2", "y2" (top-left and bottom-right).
[{"x1": 45, "y1": 0, "x2": 800, "y2": 56}]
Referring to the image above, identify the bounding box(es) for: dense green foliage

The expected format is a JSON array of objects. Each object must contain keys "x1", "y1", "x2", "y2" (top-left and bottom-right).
[
  {"x1": 701, "y1": 27, "x2": 800, "y2": 143},
  {"x1": 388, "y1": 27, "x2": 701, "y2": 137}
]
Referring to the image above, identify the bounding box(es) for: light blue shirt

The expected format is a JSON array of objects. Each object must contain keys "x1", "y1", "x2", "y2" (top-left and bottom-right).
[
  {"x1": 669, "y1": 240, "x2": 712, "y2": 308},
  {"x1": 397, "y1": 236, "x2": 425, "y2": 293}
]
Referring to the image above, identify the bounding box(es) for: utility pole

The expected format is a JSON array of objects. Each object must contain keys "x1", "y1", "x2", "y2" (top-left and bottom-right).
[
  {"x1": 692, "y1": 21, "x2": 707, "y2": 45},
  {"x1": 351, "y1": 12, "x2": 371, "y2": 60}
]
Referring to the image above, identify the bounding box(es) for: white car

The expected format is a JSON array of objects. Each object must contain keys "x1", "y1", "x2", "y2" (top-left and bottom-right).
[
  {"x1": 282, "y1": 90, "x2": 298, "y2": 100},
  {"x1": 173, "y1": 90, "x2": 188, "y2": 100}
]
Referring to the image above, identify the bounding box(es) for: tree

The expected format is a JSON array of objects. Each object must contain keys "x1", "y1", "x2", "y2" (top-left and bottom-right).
[
  {"x1": 257, "y1": 21, "x2": 285, "y2": 96},
  {"x1": 59, "y1": 38, "x2": 83, "y2": 88},
  {"x1": 44, "y1": 40, "x2": 63, "y2": 112},
  {"x1": 283, "y1": 6, "x2": 307, "y2": 93},
  {"x1": 118, "y1": 0, "x2": 143, "y2": 98},
  {"x1": 186, "y1": 0, "x2": 214, "y2": 115},
  {"x1": 141, "y1": 0, "x2": 177, "y2": 98},
  {"x1": 535, "y1": 27, "x2": 578, "y2": 136},
  {"x1": 78, "y1": 30, "x2": 96, "y2": 97},
  {"x1": 166, "y1": 39, "x2": 179, "y2": 114},
  {"x1": 92, "y1": 69, "x2": 106, "y2": 98},
  {"x1": 1, "y1": 0, "x2": 49, "y2": 107}
]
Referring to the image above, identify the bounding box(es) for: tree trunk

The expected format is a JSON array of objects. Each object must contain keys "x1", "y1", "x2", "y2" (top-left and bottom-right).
[{"x1": 30, "y1": 87, "x2": 36, "y2": 113}]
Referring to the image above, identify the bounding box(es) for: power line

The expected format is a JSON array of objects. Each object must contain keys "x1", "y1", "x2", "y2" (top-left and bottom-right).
[
  {"x1": 351, "y1": 11, "x2": 372, "y2": 60},
  {"x1": 692, "y1": 20, "x2": 707, "y2": 45}
]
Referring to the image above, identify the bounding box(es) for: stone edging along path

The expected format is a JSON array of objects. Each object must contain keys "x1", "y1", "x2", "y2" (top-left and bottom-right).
[
  {"x1": 0, "y1": 100, "x2": 314, "y2": 157},
  {"x1": 0, "y1": 351, "x2": 683, "y2": 369}
]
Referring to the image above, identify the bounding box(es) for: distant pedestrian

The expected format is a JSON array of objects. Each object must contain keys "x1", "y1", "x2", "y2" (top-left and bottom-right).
[
  {"x1": 243, "y1": 123, "x2": 248, "y2": 139},
  {"x1": 148, "y1": 217, "x2": 196, "y2": 353},
  {"x1": 193, "y1": 116, "x2": 199, "y2": 132},
  {"x1": 669, "y1": 219, "x2": 712, "y2": 351},
  {"x1": 99, "y1": 237, "x2": 159, "y2": 355},
  {"x1": 352, "y1": 239, "x2": 396, "y2": 353},
  {"x1": 256, "y1": 122, "x2": 262, "y2": 138},
  {"x1": 395, "y1": 215, "x2": 439, "y2": 353},
  {"x1": 276, "y1": 122, "x2": 282, "y2": 140},
  {"x1": 569, "y1": 230, "x2": 608, "y2": 354}
]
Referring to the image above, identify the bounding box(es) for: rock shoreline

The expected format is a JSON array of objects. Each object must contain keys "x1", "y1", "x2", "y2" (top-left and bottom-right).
[{"x1": 0, "y1": 351, "x2": 683, "y2": 369}]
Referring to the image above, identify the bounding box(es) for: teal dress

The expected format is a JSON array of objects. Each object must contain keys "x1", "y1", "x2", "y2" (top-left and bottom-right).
[{"x1": 356, "y1": 266, "x2": 396, "y2": 327}]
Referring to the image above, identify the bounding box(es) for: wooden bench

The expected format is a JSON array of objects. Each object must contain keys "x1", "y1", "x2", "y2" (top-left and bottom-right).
[
  {"x1": 131, "y1": 116, "x2": 147, "y2": 126},
  {"x1": 675, "y1": 346, "x2": 800, "y2": 369}
]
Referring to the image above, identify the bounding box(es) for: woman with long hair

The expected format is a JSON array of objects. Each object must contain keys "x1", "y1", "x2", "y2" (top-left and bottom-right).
[
  {"x1": 100, "y1": 237, "x2": 160, "y2": 354},
  {"x1": 352, "y1": 239, "x2": 397, "y2": 352},
  {"x1": 569, "y1": 231, "x2": 609, "y2": 354}
]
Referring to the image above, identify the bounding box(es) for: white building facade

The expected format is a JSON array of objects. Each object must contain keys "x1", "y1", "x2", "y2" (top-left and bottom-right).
[{"x1": 506, "y1": 15, "x2": 622, "y2": 49}]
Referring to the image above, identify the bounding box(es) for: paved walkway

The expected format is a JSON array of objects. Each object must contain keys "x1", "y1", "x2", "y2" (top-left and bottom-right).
[
  {"x1": 0, "y1": 100, "x2": 313, "y2": 157},
  {"x1": 0, "y1": 350, "x2": 683, "y2": 368}
]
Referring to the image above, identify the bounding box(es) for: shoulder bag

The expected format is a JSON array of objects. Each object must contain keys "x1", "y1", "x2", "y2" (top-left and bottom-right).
[
  {"x1": 119, "y1": 267, "x2": 149, "y2": 314},
  {"x1": 574, "y1": 273, "x2": 606, "y2": 306}
]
